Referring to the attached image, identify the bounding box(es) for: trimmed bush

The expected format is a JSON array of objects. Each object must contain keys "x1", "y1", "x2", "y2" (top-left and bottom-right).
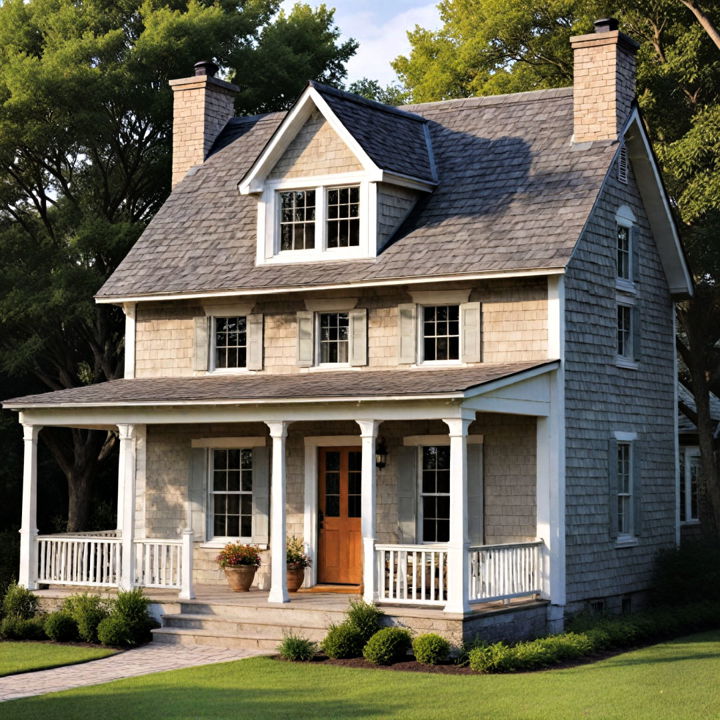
[
  {"x1": 97, "y1": 616, "x2": 132, "y2": 647},
  {"x1": 321, "y1": 622, "x2": 364, "y2": 659},
  {"x1": 97, "y1": 589, "x2": 155, "y2": 647},
  {"x1": 456, "y1": 635, "x2": 487, "y2": 667},
  {"x1": 412, "y1": 633, "x2": 450, "y2": 665},
  {"x1": 278, "y1": 633, "x2": 316, "y2": 662},
  {"x1": 62, "y1": 594, "x2": 110, "y2": 643},
  {"x1": 0, "y1": 615, "x2": 46, "y2": 640},
  {"x1": 346, "y1": 599, "x2": 384, "y2": 645},
  {"x1": 2, "y1": 582, "x2": 38, "y2": 619},
  {"x1": 363, "y1": 627, "x2": 412, "y2": 665},
  {"x1": 44, "y1": 611, "x2": 79, "y2": 643}
]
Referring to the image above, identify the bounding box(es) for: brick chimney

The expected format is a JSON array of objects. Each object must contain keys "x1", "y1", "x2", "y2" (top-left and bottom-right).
[
  {"x1": 169, "y1": 61, "x2": 239, "y2": 188},
  {"x1": 570, "y1": 18, "x2": 639, "y2": 143}
]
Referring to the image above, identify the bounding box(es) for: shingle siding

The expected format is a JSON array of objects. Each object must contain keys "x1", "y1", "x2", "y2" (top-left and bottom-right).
[{"x1": 563, "y1": 159, "x2": 676, "y2": 608}]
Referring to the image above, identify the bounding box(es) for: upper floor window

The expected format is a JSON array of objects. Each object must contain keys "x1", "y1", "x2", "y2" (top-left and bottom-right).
[
  {"x1": 213, "y1": 316, "x2": 247, "y2": 369},
  {"x1": 280, "y1": 190, "x2": 316, "y2": 250},
  {"x1": 318, "y1": 312, "x2": 349, "y2": 364},
  {"x1": 327, "y1": 186, "x2": 360, "y2": 248},
  {"x1": 422, "y1": 305, "x2": 460, "y2": 362},
  {"x1": 616, "y1": 441, "x2": 633, "y2": 536},
  {"x1": 617, "y1": 304, "x2": 632, "y2": 359},
  {"x1": 617, "y1": 224, "x2": 630, "y2": 280}
]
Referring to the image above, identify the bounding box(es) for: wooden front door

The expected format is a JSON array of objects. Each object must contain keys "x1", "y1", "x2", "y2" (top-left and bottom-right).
[{"x1": 317, "y1": 447, "x2": 362, "y2": 585}]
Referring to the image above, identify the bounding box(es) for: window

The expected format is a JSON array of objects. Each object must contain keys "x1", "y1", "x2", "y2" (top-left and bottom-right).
[
  {"x1": 213, "y1": 316, "x2": 247, "y2": 369},
  {"x1": 422, "y1": 305, "x2": 460, "y2": 362},
  {"x1": 617, "y1": 441, "x2": 633, "y2": 536},
  {"x1": 318, "y1": 312, "x2": 349, "y2": 364},
  {"x1": 280, "y1": 190, "x2": 316, "y2": 250},
  {"x1": 617, "y1": 304, "x2": 632, "y2": 358},
  {"x1": 617, "y1": 224, "x2": 630, "y2": 280},
  {"x1": 327, "y1": 186, "x2": 360, "y2": 248},
  {"x1": 680, "y1": 447, "x2": 700, "y2": 523},
  {"x1": 211, "y1": 449, "x2": 253, "y2": 539},
  {"x1": 420, "y1": 446, "x2": 450, "y2": 542}
]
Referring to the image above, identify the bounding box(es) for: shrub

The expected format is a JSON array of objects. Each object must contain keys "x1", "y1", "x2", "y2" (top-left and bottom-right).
[
  {"x1": 455, "y1": 635, "x2": 486, "y2": 667},
  {"x1": 97, "y1": 616, "x2": 132, "y2": 647},
  {"x1": 0, "y1": 615, "x2": 46, "y2": 640},
  {"x1": 321, "y1": 622, "x2": 364, "y2": 659},
  {"x1": 363, "y1": 627, "x2": 412, "y2": 665},
  {"x1": 2, "y1": 583, "x2": 38, "y2": 619},
  {"x1": 412, "y1": 633, "x2": 450, "y2": 665},
  {"x1": 104, "y1": 589, "x2": 154, "y2": 647},
  {"x1": 346, "y1": 599, "x2": 384, "y2": 644},
  {"x1": 62, "y1": 594, "x2": 110, "y2": 643},
  {"x1": 278, "y1": 633, "x2": 316, "y2": 661},
  {"x1": 44, "y1": 611, "x2": 78, "y2": 643},
  {"x1": 468, "y1": 642, "x2": 516, "y2": 673}
]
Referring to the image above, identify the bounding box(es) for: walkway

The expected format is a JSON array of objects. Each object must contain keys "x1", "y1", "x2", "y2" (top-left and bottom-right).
[{"x1": 0, "y1": 643, "x2": 263, "y2": 702}]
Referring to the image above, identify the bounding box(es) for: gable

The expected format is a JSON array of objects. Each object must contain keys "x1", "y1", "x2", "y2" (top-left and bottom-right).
[{"x1": 267, "y1": 109, "x2": 362, "y2": 181}]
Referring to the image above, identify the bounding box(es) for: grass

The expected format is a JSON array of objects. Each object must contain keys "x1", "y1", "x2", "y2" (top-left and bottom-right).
[
  {"x1": 4, "y1": 631, "x2": 720, "y2": 720},
  {"x1": 0, "y1": 642, "x2": 115, "y2": 677}
]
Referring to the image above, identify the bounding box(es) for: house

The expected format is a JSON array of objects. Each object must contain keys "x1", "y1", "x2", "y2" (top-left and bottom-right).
[{"x1": 3, "y1": 18, "x2": 693, "y2": 646}]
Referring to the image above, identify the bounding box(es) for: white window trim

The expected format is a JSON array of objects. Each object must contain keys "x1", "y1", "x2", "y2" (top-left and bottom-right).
[
  {"x1": 208, "y1": 315, "x2": 250, "y2": 374},
  {"x1": 615, "y1": 205, "x2": 637, "y2": 290},
  {"x1": 681, "y1": 446, "x2": 701, "y2": 525},
  {"x1": 615, "y1": 297, "x2": 637, "y2": 369},
  {"x1": 315, "y1": 311, "x2": 351, "y2": 368},
  {"x1": 257, "y1": 173, "x2": 377, "y2": 264},
  {"x1": 417, "y1": 304, "x2": 463, "y2": 366},
  {"x1": 614, "y1": 431, "x2": 637, "y2": 545}
]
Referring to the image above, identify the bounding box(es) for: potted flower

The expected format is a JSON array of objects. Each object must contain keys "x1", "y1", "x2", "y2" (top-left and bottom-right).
[
  {"x1": 286, "y1": 536, "x2": 311, "y2": 592},
  {"x1": 216, "y1": 542, "x2": 261, "y2": 592}
]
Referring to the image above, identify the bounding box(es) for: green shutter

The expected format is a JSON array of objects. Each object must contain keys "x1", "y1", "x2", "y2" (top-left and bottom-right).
[
  {"x1": 246, "y1": 314, "x2": 264, "y2": 370},
  {"x1": 632, "y1": 442, "x2": 642, "y2": 537},
  {"x1": 468, "y1": 443, "x2": 484, "y2": 545},
  {"x1": 461, "y1": 302, "x2": 482, "y2": 363},
  {"x1": 252, "y1": 446, "x2": 270, "y2": 546},
  {"x1": 296, "y1": 311, "x2": 314, "y2": 367},
  {"x1": 189, "y1": 447, "x2": 208, "y2": 541},
  {"x1": 349, "y1": 308, "x2": 368, "y2": 366},
  {"x1": 193, "y1": 316, "x2": 209, "y2": 372},
  {"x1": 396, "y1": 446, "x2": 417, "y2": 542},
  {"x1": 398, "y1": 304, "x2": 417, "y2": 365},
  {"x1": 608, "y1": 438, "x2": 619, "y2": 540}
]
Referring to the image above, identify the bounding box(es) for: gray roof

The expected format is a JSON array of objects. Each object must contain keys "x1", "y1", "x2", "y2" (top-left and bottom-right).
[
  {"x1": 3, "y1": 361, "x2": 554, "y2": 408},
  {"x1": 678, "y1": 383, "x2": 720, "y2": 434},
  {"x1": 97, "y1": 86, "x2": 617, "y2": 300}
]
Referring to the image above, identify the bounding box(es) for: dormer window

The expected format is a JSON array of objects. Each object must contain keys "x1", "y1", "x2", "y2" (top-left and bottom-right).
[
  {"x1": 327, "y1": 186, "x2": 360, "y2": 248},
  {"x1": 280, "y1": 190, "x2": 316, "y2": 250}
]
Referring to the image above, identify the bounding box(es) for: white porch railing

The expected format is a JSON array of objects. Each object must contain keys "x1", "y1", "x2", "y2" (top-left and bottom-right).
[
  {"x1": 376, "y1": 544, "x2": 448, "y2": 606},
  {"x1": 134, "y1": 539, "x2": 183, "y2": 589},
  {"x1": 468, "y1": 540, "x2": 542, "y2": 604}
]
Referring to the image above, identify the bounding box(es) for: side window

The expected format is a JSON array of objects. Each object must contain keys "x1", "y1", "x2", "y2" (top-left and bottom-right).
[
  {"x1": 616, "y1": 304, "x2": 632, "y2": 359},
  {"x1": 616, "y1": 441, "x2": 633, "y2": 537},
  {"x1": 420, "y1": 446, "x2": 450, "y2": 542},
  {"x1": 210, "y1": 449, "x2": 253, "y2": 539},
  {"x1": 616, "y1": 224, "x2": 631, "y2": 281},
  {"x1": 680, "y1": 448, "x2": 700, "y2": 524}
]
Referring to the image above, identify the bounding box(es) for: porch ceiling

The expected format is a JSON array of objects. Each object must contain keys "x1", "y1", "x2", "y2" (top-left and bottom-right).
[{"x1": 3, "y1": 360, "x2": 557, "y2": 410}]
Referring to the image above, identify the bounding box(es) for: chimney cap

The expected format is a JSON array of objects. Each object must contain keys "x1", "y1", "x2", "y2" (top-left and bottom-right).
[
  {"x1": 194, "y1": 60, "x2": 219, "y2": 77},
  {"x1": 594, "y1": 18, "x2": 619, "y2": 33}
]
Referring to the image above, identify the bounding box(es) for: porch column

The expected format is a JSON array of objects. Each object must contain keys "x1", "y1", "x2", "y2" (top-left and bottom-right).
[
  {"x1": 444, "y1": 415, "x2": 473, "y2": 614},
  {"x1": 118, "y1": 424, "x2": 137, "y2": 590},
  {"x1": 19, "y1": 424, "x2": 41, "y2": 589},
  {"x1": 267, "y1": 421, "x2": 289, "y2": 604},
  {"x1": 357, "y1": 420, "x2": 379, "y2": 603}
]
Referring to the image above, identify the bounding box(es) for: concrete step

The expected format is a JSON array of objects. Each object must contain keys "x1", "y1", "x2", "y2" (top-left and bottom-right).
[
  {"x1": 162, "y1": 613, "x2": 327, "y2": 641},
  {"x1": 152, "y1": 627, "x2": 284, "y2": 651},
  {"x1": 178, "y1": 601, "x2": 348, "y2": 627}
]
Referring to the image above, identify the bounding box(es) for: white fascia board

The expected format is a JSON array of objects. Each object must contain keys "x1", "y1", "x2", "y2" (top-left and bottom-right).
[
  {"x1": 461, "y1": 361, "x2": 560, "y2": 400},
  {"x1": 378, "y1": 170, "x2": 436, "y2": 193},
  {"x1": 94, "y1": 267, "x2": 565, "y2": 305},
  {"x1": 623, "y1": 110, "x2": 693, "y2": 297}
]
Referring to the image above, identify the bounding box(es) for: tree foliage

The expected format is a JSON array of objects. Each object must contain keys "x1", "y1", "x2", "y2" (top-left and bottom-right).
[{"x1": 0, "y1": 0, "x2": 355, "y2": 530}]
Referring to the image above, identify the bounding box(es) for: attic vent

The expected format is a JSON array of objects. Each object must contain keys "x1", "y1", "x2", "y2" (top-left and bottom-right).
[{"x1": 617, "y1": 144, "x2": 628, "y2": 184}]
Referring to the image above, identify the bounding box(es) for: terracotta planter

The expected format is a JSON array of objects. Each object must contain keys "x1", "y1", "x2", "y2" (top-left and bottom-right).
[
  {"x1": 224, "y1": 565, "x2": 257, "y2": 592},
  {"x1": 287, "y1": 566, "x2": 305, "y2": 592}
]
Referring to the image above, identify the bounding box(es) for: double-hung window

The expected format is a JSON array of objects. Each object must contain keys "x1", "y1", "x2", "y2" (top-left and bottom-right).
[
  {"x1": 617, "y1": 224, "x2": 631, "y2": 281},
  {"x1": 616, "y1": 441, "x2": 633, "y2": 537},
  {"x1": 210, "y1": 449, "x2": 253, "y2": 539},
  {"x1": 680, "y1": 447, "x2": 700, "y2": 524},
  {"x1": 280, "y1": 190, "x2": 316, "y2": 250},
  {"x1": 213, "y1": 316, "x2": 247, "y2": 370},
  {"x1": 420, "y1": 446, "x2": 451, "y2": 543},
  {"x1": 616, "y1": 304, "x2": 632, "y2": 359},
  {"x1": 318, "y1": 312, "x2": 349, "y2": 364},
  {"x1": 327, "y1": 186, "x2": 360, "y2": 248},
  {"x1": 422, "y1": 305, "x2": 460, "y2": 362}
]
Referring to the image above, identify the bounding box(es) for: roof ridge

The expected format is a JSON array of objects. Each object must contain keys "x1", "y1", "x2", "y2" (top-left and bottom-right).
[{"x1": 402, "y1": 86, "x2": 573, "y2": 113}]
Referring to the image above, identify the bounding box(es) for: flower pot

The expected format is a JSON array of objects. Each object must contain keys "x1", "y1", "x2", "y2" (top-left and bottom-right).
[
  {"x1": 224, "y1": 565, "x2": 257, "y2": 592},
  {"x1": 287, "y1": 566, "x2": 305, "y2": 592}
]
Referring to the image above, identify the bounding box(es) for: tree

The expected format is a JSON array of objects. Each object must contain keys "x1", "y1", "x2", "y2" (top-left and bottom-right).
[
  {"x1": 347, "y1": 78, "x2": 409, "y2": 106},
  {"x1": 0, "y1": 0, "x2": 356, "y2": 531},
  {"x1": 393, "y1": 0, "x2": 720, "y2": 535}
]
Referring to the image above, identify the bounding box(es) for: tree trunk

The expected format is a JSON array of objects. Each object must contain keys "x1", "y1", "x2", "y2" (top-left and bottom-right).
[{"x1": 679, "y1": 1, "x2": 720, "y2": 51}]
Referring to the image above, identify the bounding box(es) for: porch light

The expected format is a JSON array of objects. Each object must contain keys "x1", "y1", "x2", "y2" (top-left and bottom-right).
[{"x1": 375, "y1": 438, "x2": 388, "y2": 469}]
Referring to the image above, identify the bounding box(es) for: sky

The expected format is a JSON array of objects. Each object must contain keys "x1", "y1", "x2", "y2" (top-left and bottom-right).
[{"x1": 280, "y1": 0, "x2": 442, "y2": 85}]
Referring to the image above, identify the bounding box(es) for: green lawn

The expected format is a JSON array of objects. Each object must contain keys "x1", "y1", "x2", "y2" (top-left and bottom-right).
[
  {"x1": 4, "y1": 631, "x2": 720, "y2": 720},
  {"x1": 0, "y1": 642, "x2": 115, "y2": 677}
]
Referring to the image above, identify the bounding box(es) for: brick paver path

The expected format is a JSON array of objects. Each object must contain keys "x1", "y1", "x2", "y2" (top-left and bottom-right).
[{"x1": 0, "y1": 644, "x2": 263, "y2": 702}]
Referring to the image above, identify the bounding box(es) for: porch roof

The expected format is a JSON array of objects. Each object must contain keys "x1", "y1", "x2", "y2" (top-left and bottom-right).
[{"x1": 3, "y1": 360, "x2": 557, "y2": 409}]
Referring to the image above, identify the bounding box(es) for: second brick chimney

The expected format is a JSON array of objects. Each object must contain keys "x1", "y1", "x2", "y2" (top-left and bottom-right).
[
  {"x1": 570, "y1": 18, "x2": 639, "y2": 143},
  {"x1": 169, "y1": 61, "x2": 239, "y2": 188}
]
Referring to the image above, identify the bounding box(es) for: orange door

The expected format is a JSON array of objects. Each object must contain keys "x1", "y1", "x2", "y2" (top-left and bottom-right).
[{"x1": 318, "y1": 448, "x2": 362, "y2": 585}]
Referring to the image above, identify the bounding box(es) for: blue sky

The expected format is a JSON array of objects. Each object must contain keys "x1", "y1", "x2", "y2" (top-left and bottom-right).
[{"x1": 280, "y1": 1, "x2": 441, "y2": 85}]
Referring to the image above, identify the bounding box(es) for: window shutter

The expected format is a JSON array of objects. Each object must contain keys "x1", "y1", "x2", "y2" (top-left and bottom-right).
[
  {"x1": 246, "y1": 314, "x2": 264, "y2": 370},
  {"x1": 468, "y1": 443, "x2": 484, "y2": 546},
  {"x1": 252, "y1": 446, "x2": 270, "y2": 546},
  {"x1": 461, "y1": 302, "x2": 482, "y2": 363},
  {"x1": 349, "y1": 308, "x2": 368, "y2": 367},
  {"x1": 632, "y1": 306, "x2": 641, "y2": 361},
  {"x1": 632, "y1": 442, "x2": 642, "y2": 537},
  {"x1": 631, "y1": 225, "x2": 640, "y2": 284},
  {"x1": 396, "y1": 446, "x2": 417, "y2": 542},
  {"x1": 188, "y1": 447, "x2": 207, "y2": 542},
  {"x1": 296, "y1": 311, "x2": 314, "y2": 367},
  {"x1": 193, "y1": 316, "x2": 209, "y2": 372},
  {"x1": 608, "y1": 438, "x2": 619, "y2": 540},
  {"x1": 398, "y1": 303, "x2": 417, "y2": 365}
]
